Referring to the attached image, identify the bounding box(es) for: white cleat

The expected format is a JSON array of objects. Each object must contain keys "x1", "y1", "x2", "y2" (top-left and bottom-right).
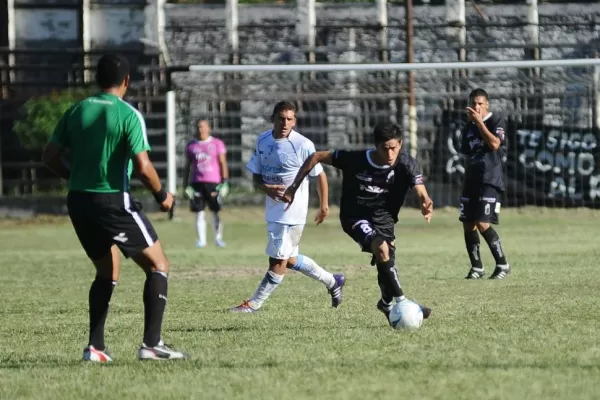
[
  {"x1": 230, "y1": 300, "x2": 260, "y2": 313},
  {"x1": 215, "y1": 239, "x2": 226, "y2": 248},
  {"x1": 138, "y1": 340, "x2": 189, "y2": 360},
  {"x1": 82, "y1": 345, "x2": 113, "y2": 363}
]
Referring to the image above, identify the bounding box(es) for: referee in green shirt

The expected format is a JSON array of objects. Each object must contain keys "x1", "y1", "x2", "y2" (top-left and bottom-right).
[{"x1": 42, "y1": 54, "x2": 188, "y2": 362}]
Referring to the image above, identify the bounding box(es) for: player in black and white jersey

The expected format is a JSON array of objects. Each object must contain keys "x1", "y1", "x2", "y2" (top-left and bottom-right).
[
  {"x1": 282, "y1": 123, "x2": 433, "y2": 325},
  {"x1": 460, "y1": 88, "x2": 511, "y2": 280}
]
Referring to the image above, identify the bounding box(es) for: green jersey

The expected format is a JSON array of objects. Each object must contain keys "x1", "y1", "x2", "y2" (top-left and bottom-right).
[{"x1": 50, "y1": 92, "x2": 151, "y2": 193}]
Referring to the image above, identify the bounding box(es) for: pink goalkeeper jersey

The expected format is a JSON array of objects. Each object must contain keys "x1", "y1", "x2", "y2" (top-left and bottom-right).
[{"x1": 186, "y1": 137, "x2": 226, "y2": 184}]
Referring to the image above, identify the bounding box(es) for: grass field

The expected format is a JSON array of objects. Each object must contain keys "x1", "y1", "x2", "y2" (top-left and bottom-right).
[{"x1": 1, "y1": 206, "x2": 600, "y2": 400}]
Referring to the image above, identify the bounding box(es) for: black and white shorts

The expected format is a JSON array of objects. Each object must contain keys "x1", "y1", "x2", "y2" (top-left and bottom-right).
[
  {"x1": 459, "y1": 184, "x2": 502, "y2": 224},
  {"x1": 189, "y1": 182, "x2": 221, "y2": 212},
  {"x1": 341, "y1": 218, "x2": 396, "y2": 254},
  {"x1": 67, "y1": 191, "x2": 158, "y2": 260}
]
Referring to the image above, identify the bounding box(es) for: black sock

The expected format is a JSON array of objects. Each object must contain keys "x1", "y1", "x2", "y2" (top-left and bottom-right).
[
  {"x1": 143, "y1": 271, "x2": 168, "y2": 347},
  {"x1": 377, "y1": 272, "x2": 394, "y2": 305},
  {"x1": 376, "y1": 259, "x2": 404, "y2": 299},
  {"x1": 464, "y1": 230, "x2": 483, "y2": 270},
  {"x1": 88, "y1": 277, "x2": 116, "y2": 350},
  {"x1": 481, "y1": 227, "x2": 508, "y2": 265}
]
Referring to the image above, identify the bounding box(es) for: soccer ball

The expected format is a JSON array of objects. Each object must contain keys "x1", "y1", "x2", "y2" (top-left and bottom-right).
[{"x1": 389, "y1": 299, "x2": 424, "y2": 330}]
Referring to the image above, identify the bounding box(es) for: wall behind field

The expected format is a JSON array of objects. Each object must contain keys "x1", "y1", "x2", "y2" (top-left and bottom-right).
[
  {"x1": 165, "y1": 2, "x2": 600, "y2": 66},
  {"x1": 11, "y1": 0, "x2": 147, "y2": 48}
]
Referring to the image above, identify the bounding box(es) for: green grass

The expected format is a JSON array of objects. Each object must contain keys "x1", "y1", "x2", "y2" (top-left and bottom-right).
[{"x1": 1, "y1": 206, "x2": 600, "y2": 400}]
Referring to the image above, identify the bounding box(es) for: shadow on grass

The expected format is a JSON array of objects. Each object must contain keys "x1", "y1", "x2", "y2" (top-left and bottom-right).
[
  {"x1": 2, "y1": 356, "x2": 599, "y2": 372},
  {"x1": 0, "y1": 358, "x2": 92, "y2": 370}
]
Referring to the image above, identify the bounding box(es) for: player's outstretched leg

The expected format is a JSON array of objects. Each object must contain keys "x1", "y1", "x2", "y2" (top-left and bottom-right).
[
  {"x1": 287, "y1": 254, "x2": 345, "y2": 308},
  {"x1": 83, "y1": 245, "x2": 120, "y2": 363},
  {"x1": 211, "y1": 211, "x2": 226, "y2": 248},
  {"x1": 231, "y1": 258, "x2": 286, "y2": 313},
  {"x1": 463, "y1": 223, "x2": 485, "y2": 279},
  {"x1": 132, "y1": 241, "x2": 189, "y2": 360},
  {"x1": 195, "y1": 211, "x2": 207, "y2": 248},
  {"x1": 479, "y1": 224, "x2": 510, "y2": 279},
  {"x1": 371, "y1": 238, "x2": 431, "y2": 325}
]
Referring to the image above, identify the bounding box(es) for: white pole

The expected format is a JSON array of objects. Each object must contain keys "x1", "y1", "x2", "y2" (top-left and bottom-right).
[
  {"x1": 594, "y1": 61, "x2": 600, "y2": 132},
  {"x1": 166, "y1": 90, "x2": 177, "y2": 195},
  {"x1": 157, "y1": 0, "x2": 171, "y2": 66},
  {"x1": 376, "y1": 0, "x2": 388, "y2": 62},
  {"x1": 188, "y1": 58, "x2": 600, "y2": 73},
  {"x1": 226, "y1": 0, "x2": 239, "y2": 64},
  {"x1": 82, "y1": 0, "x2": 91, "y2": 82},
  {"x1": 527, "y1": 0, "x2": 540, "y2": 77},
  {"x1": 7, "y1": 0, "x2": 16, "y2": 84},
  {"x1": 296, "y1": 0, "x2": 316, "y2": 63}
]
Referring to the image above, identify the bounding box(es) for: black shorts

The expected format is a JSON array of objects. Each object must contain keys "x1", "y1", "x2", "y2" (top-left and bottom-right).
[
  {"x1": 459, "y1": 184, "x2": 502, "y2": 224},
  {"x1": 67, "y1": 191, "x2": 159, "y2": 260},
  {"x1": 189, "y1": 182, "x2": 221, "y2": 212},
  {"x1": 341, "y1": 218, "x2": 396, "y2": 254}
]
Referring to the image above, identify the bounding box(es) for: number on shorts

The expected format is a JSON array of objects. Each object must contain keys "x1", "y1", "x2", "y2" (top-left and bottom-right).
[
  {"x1": 360, "y1": 223, "x2": 373, "y2": 234},
  {"x1": 460, "y1": 203, "x2": 465, "y2": 217},
  {"x1": 484, "y1": 203, "x2": 491, "y2": 215}
]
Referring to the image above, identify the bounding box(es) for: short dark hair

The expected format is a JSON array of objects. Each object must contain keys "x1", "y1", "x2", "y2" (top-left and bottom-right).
[
  {"x1": 197, "y1": 118, "x2": 210, "y2": 125},
  {"x1": 373, "y1": 123, "x2": 403, "y2": 145},
  {"x1": 95, "y1": 54, "x2": 130, "y2": 89},
  {"x1": 271, "y1": 101, "x2": 296, "y2": 118},
  {"x1": 469, "y1": 88, "x2": 489, "y2": 101}
]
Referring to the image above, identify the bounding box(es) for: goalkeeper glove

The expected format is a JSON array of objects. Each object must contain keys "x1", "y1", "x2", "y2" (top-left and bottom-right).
[
  {"x1": 184, "y1": 185, "x2": 195, "y2": 200},
  {"x1": 216, "y1": 180, "x2": 230, "y2": 199}
]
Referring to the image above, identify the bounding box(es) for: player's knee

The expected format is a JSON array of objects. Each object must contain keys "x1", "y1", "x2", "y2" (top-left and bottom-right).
[
  {"x1": 476, "y1": 221, "x2": 491, "y2": 233},
  {"x1": 150, "y1": 258, "x2": 169, "y2": 274},
  {"x1": 269, "y1": 257, "x2": 288, "y2": 274},
  {"x1": 462, "y1": 221, "x2": 477, "y2": 232},
  {"x1": 371, "y1": 237, "x2": 390, "y2": 263}
]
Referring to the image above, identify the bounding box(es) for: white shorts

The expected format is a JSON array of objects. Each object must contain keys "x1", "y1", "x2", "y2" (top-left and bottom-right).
[{"x1": 265, "y1": 222, "x2": 305, "y2": 260}]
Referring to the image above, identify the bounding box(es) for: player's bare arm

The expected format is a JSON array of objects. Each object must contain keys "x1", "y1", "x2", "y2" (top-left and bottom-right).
[
  {"x1": 466, "y1": 107, "x2": 501, "y2": 151},
  {"x1": 42, "y1": 142, "x2": 71, "y2": 180},
  {"x1": 183, "y1": 153, "x2": 192, "y2": 185},
  {"x1": 282, "y1": 150, "x2": 334, "y2": 204},
  {"x1": 252, "y1": 173, "x2": 286, "y2": 201},
  {"x1": 413, "y1": 184, "x2": 433, "y2": 223},
  {"x1": 218, "y1": 153, "x2": 230, "y2": 180},
  {"x1": 314, "y1": 171, "x2": 329, "y2": 225},
  {"x1": 133, "y1": 151, "x2": 173, "y2": 212}
]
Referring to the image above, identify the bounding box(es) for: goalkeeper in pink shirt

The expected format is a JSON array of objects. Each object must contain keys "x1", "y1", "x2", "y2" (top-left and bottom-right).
[{"x1": 185, "y1": 119, "x2": 230, "y2": 248}]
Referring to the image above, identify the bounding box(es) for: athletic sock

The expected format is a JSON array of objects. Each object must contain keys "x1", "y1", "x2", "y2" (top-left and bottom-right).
[
  {"x1": 288, "y1": 254, "x2": 336, "y2": 289},
  {"x1": 248, "y1": 270, "x2": 284, "y2": 309},
  {"x1": 88, "y1": 277, "x2": 117, "y2": 350},
  {"x1": 481, "y1": 227, "x2": 508, "y2": 266},
  {"x1": 143, "y1": 271, "x2": 168, "y2": 347},
  {"x1": 464, "y1": 229, "x2": 484, "y2": 269}
]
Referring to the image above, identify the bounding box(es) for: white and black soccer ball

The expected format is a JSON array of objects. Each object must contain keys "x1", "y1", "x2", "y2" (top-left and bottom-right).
[{"x1": 389, "y1": 299, "x2": 424, "y2": 330}]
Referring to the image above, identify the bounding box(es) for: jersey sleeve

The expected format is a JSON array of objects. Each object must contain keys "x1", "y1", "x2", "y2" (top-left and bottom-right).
[
  {"x1": 124, "y1": 110, "x2": 151, "y2": 155},
  {"x1": 217, "y1": 139, "x2": 226, "y2": 155},
  {"x1": 490, "y1": 113, "x2": 507, "y2": 144},
  {"x1": 403, "y1": 155, "x2": 425, "y2": 187},
  {"x1": 330, "y1": 149, "x2": 352, "y2": 171},
  {"x1": 246, "y1": 138, "x2": 261, "y2": 174},
  {"x1": 300, "y1": 141, "x2": 323, "y2": 177}
]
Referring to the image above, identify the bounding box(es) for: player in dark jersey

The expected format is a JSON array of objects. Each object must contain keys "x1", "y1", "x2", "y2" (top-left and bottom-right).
[
  {"x1": 281, "y1": 123, "x2": 433, "y2": 325},
  {"x1": 460, "y1": 88, "x2": 511, "y2": 280},
  {"x1": 42, "y1": 54, "x2": 188, "y2": 362}
]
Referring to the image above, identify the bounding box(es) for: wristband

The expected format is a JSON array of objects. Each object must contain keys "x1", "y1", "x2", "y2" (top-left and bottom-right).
[{"x1": 153, "y1": 187, "x2": 168, "y2": 204}]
